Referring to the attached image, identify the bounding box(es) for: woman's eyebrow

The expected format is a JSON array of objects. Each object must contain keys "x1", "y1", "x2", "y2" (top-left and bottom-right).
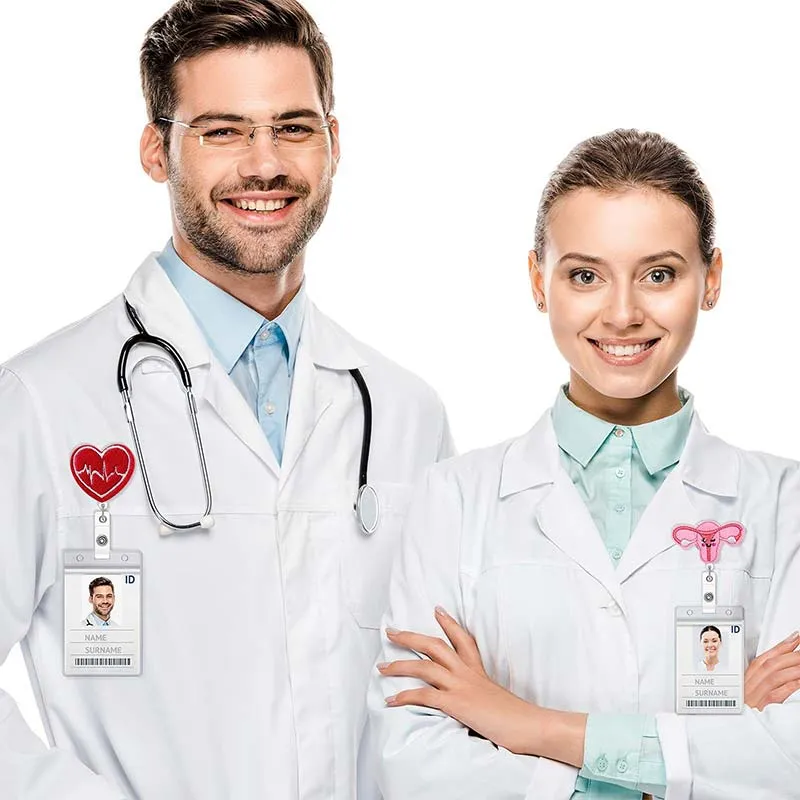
[
  {"x1": 556, "y1": 252, "x2": 605, "y2": 266},
  {"x1": 638, "y1": 250, "x2": 688, "y2": 265},
  {"x1": 556, "y1": 250, "x2": 689, "y2": 266}
]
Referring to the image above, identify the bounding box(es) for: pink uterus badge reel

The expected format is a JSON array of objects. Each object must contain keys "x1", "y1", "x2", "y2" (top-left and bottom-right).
[
  {"x1": 672, "y1": 520, "x2": 745, "y2": 564},
  {"x1": 672, "y1": 520, "x2": 746, "y2": 716}
]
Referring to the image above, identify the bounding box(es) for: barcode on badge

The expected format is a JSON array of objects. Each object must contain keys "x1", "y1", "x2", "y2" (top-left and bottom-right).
[
  {"x1": 685, "y1": 699, "x2": 736, "y2": 708},
  {"x1": 73, "y1": 657, "x2": 132, "y2": 666}
]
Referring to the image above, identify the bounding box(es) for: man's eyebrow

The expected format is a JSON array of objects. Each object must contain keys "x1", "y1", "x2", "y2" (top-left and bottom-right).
[
  {"x1": 189, "y1": 112, "x2": 251, "y2": 125},
  {"x1": 187, "y1": 109, "x2": 325, "y2": 125},
  {"x1": 274, "y1": 108, "x2": 326, "y2": 122}
]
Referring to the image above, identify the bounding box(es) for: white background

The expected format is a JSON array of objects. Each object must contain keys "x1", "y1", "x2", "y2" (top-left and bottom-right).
[{"x1": 1, "y1": 1, "x2": 798, "y2": 742}]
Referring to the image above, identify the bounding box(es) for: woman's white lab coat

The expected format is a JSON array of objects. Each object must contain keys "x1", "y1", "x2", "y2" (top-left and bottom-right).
[
  {"x1": 369, "y1": 409, "x2": 800, "y2": 800},
  {"x1": 0, "y1": 255, "x2": 453, "y2": 800}
]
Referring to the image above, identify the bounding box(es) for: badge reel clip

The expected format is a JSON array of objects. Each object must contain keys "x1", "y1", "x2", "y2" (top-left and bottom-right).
[
  {"x1": 64, "y1": 444, "x2": 143, "y2": 677},
  {"x1": 672, "y1": 521, "x2": 746, "y2": 715}
]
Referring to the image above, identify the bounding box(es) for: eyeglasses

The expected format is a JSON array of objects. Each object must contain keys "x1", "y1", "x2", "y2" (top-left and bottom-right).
[{"x1": 157, "y1": 117, "x2": 331, "y2": 151}]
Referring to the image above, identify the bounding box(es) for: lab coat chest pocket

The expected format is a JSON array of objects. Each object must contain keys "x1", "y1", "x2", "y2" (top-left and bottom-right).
[{"x1": 342, "y1": 481, "x2": 412, "y2": 629}]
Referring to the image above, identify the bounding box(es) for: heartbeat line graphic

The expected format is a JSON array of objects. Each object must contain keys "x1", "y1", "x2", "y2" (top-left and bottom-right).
[{"x1": 75, "y1": 464, "x2": 128, "y2": 487}]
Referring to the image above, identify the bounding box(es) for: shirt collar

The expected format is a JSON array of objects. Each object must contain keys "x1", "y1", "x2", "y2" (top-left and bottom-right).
[
  {"x1": 551, "y1": 384, "x2": 694, "y2": 475},
  {"x1": 156, "y1": 240, "x2": 305, "y2": 374}
]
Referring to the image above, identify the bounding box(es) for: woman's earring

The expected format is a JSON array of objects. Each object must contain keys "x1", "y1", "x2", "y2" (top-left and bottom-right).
[
  {"x1": 537, "y1": 301, "x2": 544, "y2": 310},
  {"x1": 706, "y1": 299, "x2": 714, "y2": 308}
]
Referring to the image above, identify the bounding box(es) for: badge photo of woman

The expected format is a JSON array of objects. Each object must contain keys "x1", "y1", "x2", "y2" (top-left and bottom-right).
[
  {"x1": 698, "y1": 625, "x2": 723, "y2": 673},
  {"x1": 369, "y1": 129, "x2": 800, "y2": 800}
]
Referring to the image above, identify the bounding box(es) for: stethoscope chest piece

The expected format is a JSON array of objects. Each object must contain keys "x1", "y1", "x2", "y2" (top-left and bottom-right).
[{"x1": 355, "y1": 483, "x2": 380, "y2": 535}]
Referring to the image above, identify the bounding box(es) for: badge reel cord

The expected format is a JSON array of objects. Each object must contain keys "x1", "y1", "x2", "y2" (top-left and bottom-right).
[{"x1": 118, "y1": 298, "x2": 381, "y2": 536}]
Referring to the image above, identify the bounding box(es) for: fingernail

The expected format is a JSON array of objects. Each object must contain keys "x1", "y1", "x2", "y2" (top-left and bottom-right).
[
  {"x1": 385, "y1": 627, "x2": 399, "y2": 636},
  {"x1": 434, "y1": 605, "x2": 450, "y2": 618},
  {"x1": 376, "y1": 662, "x2": 389, "y2": 671},
  {"x1": 384, "y1": 695, "x2": 397, "y2": 706},
  {"x1": 783, "y1": 631, "x2": 800, "y2": 643}
]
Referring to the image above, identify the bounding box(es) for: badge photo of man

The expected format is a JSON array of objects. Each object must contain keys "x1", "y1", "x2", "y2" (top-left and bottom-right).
[{"x1": 81, "y1": 577, "x2": 120, "y2": 629}]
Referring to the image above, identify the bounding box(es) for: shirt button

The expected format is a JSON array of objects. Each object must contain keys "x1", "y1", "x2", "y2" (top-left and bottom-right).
[
  {"x1": 615, "y1": 504, "x2": 626, "y2": 513},
  {"x1": 611, "y1": 547, "x2": 623, "y2": 561},
  {"x1": 615, "y1": 468, "x2": 625, "y2": 478},
  {"x1": 264, "y1": 402, "x2": 276, "y2": 415},
  {"x1": 595, "y1": 755, "x2": 608, "y2": 773},
  {"x1": 614, "y1": 427, "x2": 625, "y2": 437},
  {"x1": 616, "y1": 758, "x2": 628, "y2": 773}
]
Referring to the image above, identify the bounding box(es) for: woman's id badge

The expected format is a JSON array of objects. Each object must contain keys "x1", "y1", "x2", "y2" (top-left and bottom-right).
[
  {"x1": 63, "y1": 549, "x2": 142, "y2": 676},
  {"x1": 672, "y1": 520, "x2": 747, "y2": 714},
  {"x1": 675, "y1": 606, "x2": 744, "y2": 713}
]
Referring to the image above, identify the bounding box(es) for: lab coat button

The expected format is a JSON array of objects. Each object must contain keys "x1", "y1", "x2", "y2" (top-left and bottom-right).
[
  {"x1": 607, "y1": 602, "x2": 622, "y2": 617},
  {"x1": 595, "y1": 756, "x2": 608, "y2": 773},
  {"x1": 616, "y1": 758, "x2": 628, "y2": 773}
]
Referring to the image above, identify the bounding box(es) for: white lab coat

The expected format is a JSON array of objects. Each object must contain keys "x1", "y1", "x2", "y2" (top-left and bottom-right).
[
  {"x1": 370, "y1": 409, "x2": 800, "y2": 800},
  {"x1": 0, "y1": 255, "x2": 453, "y2": 800}
]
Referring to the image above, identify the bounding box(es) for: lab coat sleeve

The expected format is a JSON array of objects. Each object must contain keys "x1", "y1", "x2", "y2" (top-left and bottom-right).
[
  {"x1": 368, "y1": 465, "x2": 579, "y2": 800},
  {"x1": 656, "y1": 461, "x2": 800, "y2": 800},
  {"x1": 0, "y1": 368, "x2": 127, "y2": 800}
]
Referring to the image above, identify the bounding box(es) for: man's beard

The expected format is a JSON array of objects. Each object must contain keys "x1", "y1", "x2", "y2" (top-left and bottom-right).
[{"x1": 168, "y1": 165, "x2": 332, "y2": 276}]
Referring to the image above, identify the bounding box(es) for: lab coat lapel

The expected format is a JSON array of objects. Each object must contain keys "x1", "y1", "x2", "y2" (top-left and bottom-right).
[
  {"x1": 536, "y1": 475, "x2": 625, "y2": 607},
  {"x1": 124, "y1": 254, "x2": 279, "y2": 476},
  {"x1": 500, "y1": 413, "x2": 625, "y2": 607},
  {"x1": 615, "y1": 413, "x2": 739, "y2": 582},
  {"x1": 122, "y1": 254, "x2": 210, "y2": 373},
  {"x1": 203, "y1": 359, "x2": 280, "y2": 475},
  {"x1": 279, "y1": 303, "x2": 367, "y2": 490}
]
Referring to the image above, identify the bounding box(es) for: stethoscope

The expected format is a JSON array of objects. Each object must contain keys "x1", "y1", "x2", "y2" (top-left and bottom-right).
[{"x1": 118, "y1": 298, "x2": 380, "y2": 535}]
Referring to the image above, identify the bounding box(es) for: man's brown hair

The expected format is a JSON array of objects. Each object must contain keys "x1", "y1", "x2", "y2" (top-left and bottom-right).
[
  {"x1": 89, "y1": 577, "x2": 114, "y2": 597},
  {"x1": 141, "y1": 0, "x2": 334, "y2": 142}
]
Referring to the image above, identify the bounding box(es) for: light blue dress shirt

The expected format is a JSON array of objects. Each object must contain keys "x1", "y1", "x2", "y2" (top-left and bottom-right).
[
  {"x1": 157, "y1": 241, "x2": 305, "y2": 464},
  {"x1": 551, "y1": 386, "x2": 694, "y2": 800}
]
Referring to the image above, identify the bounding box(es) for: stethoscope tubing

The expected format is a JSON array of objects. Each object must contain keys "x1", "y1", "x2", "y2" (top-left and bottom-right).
[
  {"x1": 119, "y1": 296, "x2": 377, "y2": 534},
  {"x1": 119, "y1": 299, "x2": 213, "y2": 531}
]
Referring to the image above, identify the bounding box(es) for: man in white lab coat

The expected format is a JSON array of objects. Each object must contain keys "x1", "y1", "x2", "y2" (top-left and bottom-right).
[{"x1": 0, "y1": 1, "x2": 453, "y2": 798}]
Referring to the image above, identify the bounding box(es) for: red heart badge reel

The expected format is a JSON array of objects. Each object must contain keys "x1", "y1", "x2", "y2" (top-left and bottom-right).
[{"x1": 70, "y1": 444, "x2": 136, "y2": 557}]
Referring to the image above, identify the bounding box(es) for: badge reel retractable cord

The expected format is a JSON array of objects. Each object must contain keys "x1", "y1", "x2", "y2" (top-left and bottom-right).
[
  {"x1": 64, "y1": 444, "x2": 142, "y2": 677},
  {"x1": 672, "y1": 520, "x2": 746, "y2": 714}
]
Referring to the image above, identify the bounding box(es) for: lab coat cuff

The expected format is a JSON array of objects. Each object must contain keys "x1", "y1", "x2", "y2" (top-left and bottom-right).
[
  {"x1": 525, "y1": 756, "x2": 579, "y2": 800},
  {"x1": 655, "y1": 713, "x2": 691, "y2": 800}
]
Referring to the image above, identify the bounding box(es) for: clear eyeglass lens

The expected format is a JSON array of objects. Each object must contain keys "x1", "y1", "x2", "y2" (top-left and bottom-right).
[{"x1": 195, "y1": 120, "x2": 328, "y2": 150}]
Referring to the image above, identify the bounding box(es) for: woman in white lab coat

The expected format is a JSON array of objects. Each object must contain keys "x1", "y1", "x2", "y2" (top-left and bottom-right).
[{"x1": 369, "y1": 129, "x2": 800, "y2": 800}]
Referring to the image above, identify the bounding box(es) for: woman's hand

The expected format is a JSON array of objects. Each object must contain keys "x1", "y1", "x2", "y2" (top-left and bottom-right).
[
  {"x1": 379, "y1": 607, "x2": 585, "y2": 765},
  {"x1": 745, "y1": 631, "x2": 800, "y2": 710}
]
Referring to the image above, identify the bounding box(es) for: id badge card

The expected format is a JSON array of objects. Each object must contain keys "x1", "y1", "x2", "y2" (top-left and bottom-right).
[
  {"x1": 675, "y1": 605, "x2": 745, "y2": 714},
  {"x1": 63, "y1": 549, "x2": 142, "y2": 676}
]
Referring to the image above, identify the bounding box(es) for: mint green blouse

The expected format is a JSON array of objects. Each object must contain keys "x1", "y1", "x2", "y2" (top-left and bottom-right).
[{"x1": 551, "y1": 386, "x2": 694, "y2": 800}]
